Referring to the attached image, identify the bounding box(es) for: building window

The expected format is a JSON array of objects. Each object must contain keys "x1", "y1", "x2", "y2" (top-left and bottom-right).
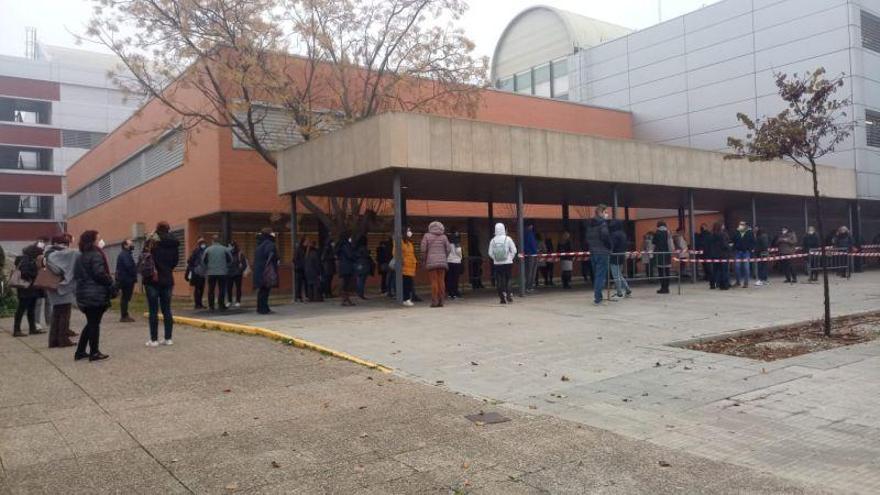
[
  {"x1": 68, "y1": 129, "x2": 184, "y2": 216},
  {"x1": 514, "y1": 70, "x2": 532, "y2": 94},
  {"x1": 551, "y1": 57, "x2": 569, "y2": 100},
  {"x1": 0, "y1": 194, "x2": 53, "y2": 219},
  {"x1": 62, "y1": 129, "x2": 107, "y2": 149},
  {"x1": 0, "y1": 97, "x2": 51, "y2": 125},
  {"x1": 496, "y1": 76, "x2": 514, "y2": 92},
  {"x1": 863, "y1": 10, "x2": 880, "y2": 54},
  {"x1": 533, "y1": 63, "x2": 551, "y2": 97},
  {"x1": 868, "y1": 110, "x2": 880, "y2": 148},
  {"x1": 0, "y1": 146, "x2": 52, "y2": 171}
]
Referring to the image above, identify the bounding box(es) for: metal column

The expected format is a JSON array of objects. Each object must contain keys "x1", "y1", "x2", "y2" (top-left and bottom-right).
[
  {"x1": 848, "y1": 202, "x2": 854, "y2": 232},
  {"x1": 289, "y1": 194, "x2": 298, "y2": 301},
  {"x1": 488, "y1": 201, "x2": 494, "y2": 236},
  {"x1": 393, "y1": 172, "x2": 404, "y2": 303},
  {"x1": 688, "y1": 189, "x2": 697, "y2": 283},
  {"x1": 221, "y1": 212, "x2": 232, "y2": 245},
  {"x1": 516, "y1": 178, "x2": 526, "y2": 297},
  {"x1": 562, "y1": 200, "x2": 570, "y2": 232},
  {"x1": 804, "y1": 198, "x2": 809, "y2": 233},
  {"x1": 612, "y1": 185, "x2": 619, "y2": 220},
  {"x1": 751, "y1": 196, "x2": 757, "y2": 228}
]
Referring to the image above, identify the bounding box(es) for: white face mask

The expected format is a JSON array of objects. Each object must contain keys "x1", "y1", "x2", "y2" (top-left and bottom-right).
[
  {"x1": 36, "y1": 241, "x2": 45, "y2": 249},
  {"x1": 97, "y1": 239, "x2": 106, "y2": 249},
  {"x1": 406, "y1": 231, "x2": 413, "y2": 238}
]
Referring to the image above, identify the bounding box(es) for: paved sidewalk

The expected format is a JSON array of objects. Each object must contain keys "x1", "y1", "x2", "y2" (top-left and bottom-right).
[
  {"x1": 0, "y1": 316, "x2": 821, "y2": 494},
  {"x1": 206, "y1": 271, "x2": 880, "y2": 494}
]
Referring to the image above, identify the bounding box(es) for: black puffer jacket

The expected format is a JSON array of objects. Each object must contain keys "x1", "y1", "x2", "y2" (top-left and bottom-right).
[
  {"x1": 585, "y1": 216, "x2": 611, "y2": 255},
  {"x1": 74, "y1": 249, "x2": 114, "y2": 309},
  {"x1": 148, "y1": 233, "x2": 180, "y2": 288}
]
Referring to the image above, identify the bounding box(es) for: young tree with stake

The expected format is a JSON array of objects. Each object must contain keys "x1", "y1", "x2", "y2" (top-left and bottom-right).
[{"x1": 727, "y1": 68, "x2": 854, "y2": 337}]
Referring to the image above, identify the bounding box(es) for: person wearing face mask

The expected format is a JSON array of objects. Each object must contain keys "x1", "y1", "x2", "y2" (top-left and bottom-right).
[
  {"x1": 754, "y1": 227, "x2": 771, "y2": 287},
  {"x1": 44, "y1": 234, "x2": 80, "y2": 347},
  {"x1": 252, "y1": 228, "x2": 279, "y2": 314},
  {"x1": 523, "y1": 223, "x2": 539, "y2": 293},
  {"x1": 185, "y1": 238, "x2": 208, "y2": 309},
  {"x1": 652, "y1": 221, "x2": 675, "y2": 294},
  {"x1": 73, "y1": 230, "x2": 113, "y2": 362},
  {"x1": 335, "y1": 231, "x2": 358, "y2": 306},
  {"x1": 115, "y1": 239, "x2": 138, "y2": 322},
  {"x1": 488, "y1": 223, "x2": 517, "y2": 304},
  {"x1": 143, "y1": 222, "x2": 181, "y2": 346},
  {"x1": 557, "y1": 231, "x2": 574, "y2": 289},
  {"x1": 420, "y1": 221, "x2": 452, "y2": 308},
  {"x1": 833, "y1": 226, "x2": 854, "y2": 277},
  {"x1": 776, "y1": 226, "x2": 798, "y2": 284},
  {"x1": 397, "y1": 227, "x2": 418, "y2": 306},
  {"x1": 732, "y1": 221, "x2": 756, "y2": 288},
  {"x1": 585, "y1": 205, "x2": 612, "y2": 305},
  {"x1": 803, "y1": 226, "x2": 821, "y2": 282},
  {"x1": 321, "y1": 239, "x2": 337, "y2": 298},
  {"x1": 31, "y1": 238, "x2": 51, "y2": 333}
]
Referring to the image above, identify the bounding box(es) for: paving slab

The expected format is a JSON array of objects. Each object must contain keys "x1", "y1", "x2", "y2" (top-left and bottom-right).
[{"x1": 201, "y1": 270, "x2": 880, "y2": 493}]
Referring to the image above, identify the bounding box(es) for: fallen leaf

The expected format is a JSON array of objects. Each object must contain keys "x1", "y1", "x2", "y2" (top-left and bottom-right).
[
  {"x1": 461, "y1": 462, "x2": 469, "y2": 469},
  {"x1": 359, "y1": 433, "x2": 369, "y2": 438},
  {"x1": 683, "y1": 366, "x2": 693, "y2": 370},
  {"x1": 223, "y1": 389, "x2": 232, "y2": 393},
  {"x1": 354, "y1": 465, "x2": 365, "y2": 473},
  {"x1": 622, "y1": 398, "x2": 631, "y2": 402},
  {"x1": 561, "y1": 375, "x2": 571, "y2": 382},
  {"x1": 271, "y1": 461, "x2": 281, "y2": 468},
  {"x1": 366, "y1": 376, "x2": 373, "y2": 381},
  {"x1": 641, "y1": 392, "x2": 649, "y2": 397},
  {"x1": 170, "y1": 458, "x2": 179, "y2": 463},
  {"x1": 225, "y1": 482, "x2": 238, "y2": 491},
  {"x1": 221, "y1": 431, "x2": 229, "y2": 437},
  {"x1": 654, "y1": 362, "x2": 662, "y2": 367},
  {"x1": 658, "y1": 460, "x2": 671, "y2": 467},
  {"x1": 528, "y1": 405, "x2": 538, "y2": 410},
  {"x1": 470, "y1": 361, "x2": 479, "y2": 366}
]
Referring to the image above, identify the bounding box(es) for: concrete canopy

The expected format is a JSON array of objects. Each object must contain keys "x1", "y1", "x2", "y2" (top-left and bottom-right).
[{"x1": 276, "y1": 112, "x2": 857, "y2": 212}]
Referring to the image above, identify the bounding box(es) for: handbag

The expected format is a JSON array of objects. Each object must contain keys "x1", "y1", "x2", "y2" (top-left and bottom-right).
[
  {"x1": 33, "y1": 266, "x2": 61, "y2": 291},
  {"x1": 262, "y1": 259, "x2": 279, "y2": 288},
  {"x1": 9, "y1": 268, "x2": 31, "y2": 289}
]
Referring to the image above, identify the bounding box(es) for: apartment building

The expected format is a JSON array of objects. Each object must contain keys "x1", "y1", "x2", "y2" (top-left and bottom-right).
[{"x1": 0, "y1": 43, "x2": 140, "y2": 254}]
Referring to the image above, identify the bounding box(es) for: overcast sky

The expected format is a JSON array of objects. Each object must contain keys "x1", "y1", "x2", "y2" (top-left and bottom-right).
[{"x1": 0, "y1": 0, "x2": 719, "y2": 61}]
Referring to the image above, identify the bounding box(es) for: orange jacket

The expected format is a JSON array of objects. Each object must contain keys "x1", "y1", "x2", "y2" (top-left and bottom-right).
[{"x1": 395, "y1": 240, "x2": 417, "y2": 277}]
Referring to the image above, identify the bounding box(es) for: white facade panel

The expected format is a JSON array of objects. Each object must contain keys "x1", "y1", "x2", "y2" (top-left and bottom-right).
[
  {"x1": 684, "y1": 0, "x2": 753, "y2": 32},
  {"x1": 628, "y1": 37, "x2": 685, "y2": 69},
  {"x1": 633, "y1": 114, "x2": 690, "y2": 142},
  {"x1": 629, "y1": 74, "x2": 687, "y2": 104},
  {"x1": 582, "y1": 37, "x2": 629, "y2": 65},
  {"x1": 629, "y1": 56, "x2": 687, "y2": 88},
  {"x1": 685, "y1": 14, "x2": 753, "y2": 52},
  {"x1": 686, "y1": 36, "x2": 755, "y2": 73},
  {"x1": 689, "y1": 100, "x2": 755, "y2": 135},
  {"x1": 689, "y1": 126, "x2": 745, "y2": 152},
  {"x1": 587, "y1": 73, "x2": 630, "y2": 99},
  {"x1": 629, "y1": 92, "x2": 689, "y2": 123},
  {"x1": 755, "y1": 28, "x2": 852, "y2": 72},
  {"x1": 589, "y1": 89, "x2": 631, "y2": 109},
  {"x1": 687, "y1": 75, "x2": 756, "y2": 112},
  {"x1": 687, "y1": 53, "x2": 755, "y2": 88},
  {"x1": 583, "y1": 56, "x2": 629, "y2": 82},
  {"x1": 753, "y1": 0, "x2": 848, "y2": 32},
  {"x1": 754, "y1": 4, "x2": 850, "y2": 50},
  {"x1": 627, "y1": 17, "x2": 684, "y2": 51}
]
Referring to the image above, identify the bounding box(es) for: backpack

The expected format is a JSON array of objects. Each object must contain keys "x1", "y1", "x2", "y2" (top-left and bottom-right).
[
  {"x1": 491, "y1": 237, "x2": 509, "y2": 263},
  {"x1": 138, "y1": 251, "x2": 159, "y2": 283}
]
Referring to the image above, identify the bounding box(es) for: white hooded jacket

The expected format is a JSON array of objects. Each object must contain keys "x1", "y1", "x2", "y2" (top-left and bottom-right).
[{"x1": 487, "y1": 223, "x2": 517, "y2": 265}]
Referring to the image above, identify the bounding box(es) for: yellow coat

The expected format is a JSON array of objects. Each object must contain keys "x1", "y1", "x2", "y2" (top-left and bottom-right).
[{"x1": 396, "y1": 240, "x2": 417, "y2": 277}]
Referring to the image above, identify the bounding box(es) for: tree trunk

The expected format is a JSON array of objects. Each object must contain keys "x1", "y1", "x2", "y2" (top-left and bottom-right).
[{"x1": 810, "y1": 161, "x2": 832, "y2": 337}]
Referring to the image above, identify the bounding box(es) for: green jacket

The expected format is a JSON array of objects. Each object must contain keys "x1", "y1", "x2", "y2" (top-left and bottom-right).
[{"x1": 202, "y1": 242, "x2": 232, "y2": 276}]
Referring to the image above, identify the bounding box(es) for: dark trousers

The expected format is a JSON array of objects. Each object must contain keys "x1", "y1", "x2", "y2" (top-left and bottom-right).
[
  {"x1": 658, "y1": 266, "x2": 671, "y2": 292},
  {"x1": 380, "y1": 268, "x2": 390, "y2": 294},
  {"x1": 781, "y1": 259, "x2": 797, "y2": 282},
  {"x1": 227, "y1": 275, "x2": 242, "y2": 304},
  {"x1": 702, "y1": 261, "x2": 714, "y2": 283},
  {"x1": 356, "y1": 274, "x2": 368, "y2": 298},
  {"x1": 191, "y1": 275, "x2": 205, "y2": 308},
  {"x1": 713, "y1": 261, "x2": 730, "y2": 289},
  {"x1": 403, "y1": 275, "x2": 414, "y2": 301},
  {"x1": 207, "y1": 275, "x2": 227, "y2": 310},
  {"x1": 307, "y1": 280, "x2": 323, "y2": 302},
  {"x1": 294, "y1": 269, "x2": 306, "y2": 301},
  {"x1": 76, "y1": 306, "x2": 105, "y2": 356},
  {"x1": 48, "y1": 303, "x2": 73, "y2": 347},
  {"x1": 543, "y1": 263, "x2": 554, "y2": 285},
  {"x1": 146, "y1": 285, "x2": 173, "y2": 342},
  {"x1": 494, "y1": 264, "x2": 512, "y2": 301},
  {"x1": 257, "y1": 287, "x2": 271, "y2": 313},
  {"x1": 591, "y1": 255, "x2": 609, "y2": 303},
  {"x1": 13, "y1": 295, "x2": 37, "y2": 333},
  {"x1": 119, "y1": 282, "x2": 134, "y2": 318},
  {"x1": 469, "y1": 259, "x2": 483, "y2": 289},
  {"x1": 446, "y1": 263, "x2": 462, "y2": 297},
  {"x1": 322, "y1": 273, "x2": 334, "y2": 297},
  {"x1": 561, "y1": 270, "x2": 572, "y2": 289}
]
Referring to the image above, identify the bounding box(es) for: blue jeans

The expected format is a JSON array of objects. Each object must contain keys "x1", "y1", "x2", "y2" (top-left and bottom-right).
[
  {"x1": 591, "y1": 255, "x2": 609, "y2": 303},
  {"x1": 610, "y1": 263, "x2": 630, "y2": 296},
  {"x1": 146, "y1": 285, "x2": 173, "y2": 341},
  {"x1": 356, "y1": 274, "x2": 368, "y2": 297},
  {"x1": 735, "y1": 251, "x2": 751, "y2": 285}
]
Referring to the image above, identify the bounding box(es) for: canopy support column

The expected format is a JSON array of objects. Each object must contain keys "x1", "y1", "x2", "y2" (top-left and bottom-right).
[
  {"x1": 516, "y1": 178, "x2": 526, "y2": 297},
  {"x1": 289, "y1": 194, "x2": 298, "y2": 301},
  {"x1": 393, "y1": 171, "x2": 404, "y2": 304},
  {"x1": 689, "y1": 190, "x2": 697, "y2": 283}
]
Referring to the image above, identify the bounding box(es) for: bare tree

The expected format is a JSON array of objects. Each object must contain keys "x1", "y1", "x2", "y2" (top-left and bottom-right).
[
  {"x1": 727, "y1": 68, "x2": 854, "y2": 336},
  {"x1": 84, "y1": 0, "x2": 487, "y2": 237}
]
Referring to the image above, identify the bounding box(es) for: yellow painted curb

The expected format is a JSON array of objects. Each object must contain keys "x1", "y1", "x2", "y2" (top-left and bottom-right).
[{"x1": 151, "y1": 313, "x2": 393, "y2": 373}]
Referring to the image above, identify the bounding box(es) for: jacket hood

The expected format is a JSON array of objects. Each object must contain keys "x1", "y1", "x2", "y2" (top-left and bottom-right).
[
  {"x1": 428, "y1": 221, "x2": 445, "y2": 235},
  {"x1": 494, "y1": 223, "x2": 506, "y2": 236}
]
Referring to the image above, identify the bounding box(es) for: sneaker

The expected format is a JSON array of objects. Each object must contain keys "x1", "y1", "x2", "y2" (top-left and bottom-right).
[
  {"x1": 146, "y1": 340, "x2": 159, "y2": 347},
  {"x1": 755, "y1": 281, "x2": 764, "y2": 287},
  {"x1": 234, "y1": 302, "x2": 241, "y2": 308},
  {"x1": 120, "y1": 316, "x2": 136, "y2": 323},
  {"x1": 89, "y1": 352, "x2": 109, "y2": 362},
  {"x1": 402, "y1": 300, "x2": 414, "y2": 307},
  {"x1": 163, "y1": 340, "x2": 173, "y2": 346},
  {"x1": 35, "y1": 324, "x2": 44, "y2": 331}
]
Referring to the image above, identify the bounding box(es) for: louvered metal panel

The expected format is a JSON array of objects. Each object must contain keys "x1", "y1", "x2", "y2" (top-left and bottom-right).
[
  {"x1": 868, "y1": 110, "x2": 880, "y2": 149},
  {"x1": 864, "y1": 10, "x2": 880, "y2": 54},
  {"x1": 61, "y1": 130, "x2": 107, "y2": 149}
]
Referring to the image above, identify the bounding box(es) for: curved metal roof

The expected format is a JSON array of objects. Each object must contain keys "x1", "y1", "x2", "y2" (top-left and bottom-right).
[{"x1": 491, "y1": 5, "x2": 632, "y2": 81}]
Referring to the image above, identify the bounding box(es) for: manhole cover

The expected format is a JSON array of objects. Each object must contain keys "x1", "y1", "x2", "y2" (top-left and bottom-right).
[{"x1": 465, "y1": 412, "x2": 511, "y2": 425}]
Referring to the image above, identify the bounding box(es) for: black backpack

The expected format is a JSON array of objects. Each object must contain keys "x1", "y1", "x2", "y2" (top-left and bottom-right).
[{"x1": 138, "y1": 251, "x2": 158, "y2": 283}]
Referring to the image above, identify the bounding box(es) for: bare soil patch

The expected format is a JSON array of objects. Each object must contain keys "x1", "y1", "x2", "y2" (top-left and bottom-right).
[{"x1": 683, "y1": 312, "x2": 880, "y2": 361}]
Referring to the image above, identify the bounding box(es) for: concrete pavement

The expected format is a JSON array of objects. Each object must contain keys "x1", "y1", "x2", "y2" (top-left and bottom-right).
[
  {"x1": 205, "y1": 271, "x2": 880, "y2": 494},
  {"x1": 0, "y1": 312, "x2": 821, "y2": 494}
]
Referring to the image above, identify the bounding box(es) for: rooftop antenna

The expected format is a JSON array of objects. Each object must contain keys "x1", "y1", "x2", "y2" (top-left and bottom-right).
[{"x1": 25, "y1": 27, "x2": 37, "y2": 59}]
